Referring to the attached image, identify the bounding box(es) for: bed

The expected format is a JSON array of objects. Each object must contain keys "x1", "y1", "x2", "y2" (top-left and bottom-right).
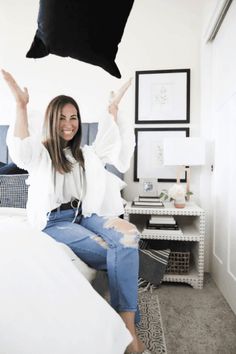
[{"x1": 0, "y1": 125, "x2": 131, "y2": 354}]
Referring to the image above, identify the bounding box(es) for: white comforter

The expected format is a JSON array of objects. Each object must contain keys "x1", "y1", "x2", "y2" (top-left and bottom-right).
[{"x1": 0, "y1": 208, "x2": 132, "y2": 354}]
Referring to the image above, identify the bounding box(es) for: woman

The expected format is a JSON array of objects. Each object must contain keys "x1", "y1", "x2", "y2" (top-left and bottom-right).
[{"x1": 2, "y1": 69, "x2": 151, "y2": 354}]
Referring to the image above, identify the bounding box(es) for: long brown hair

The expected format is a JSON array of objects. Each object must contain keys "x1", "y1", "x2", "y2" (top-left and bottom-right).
[{"x1": 42, "y1": 95, "x2": 84, "y2": 173}]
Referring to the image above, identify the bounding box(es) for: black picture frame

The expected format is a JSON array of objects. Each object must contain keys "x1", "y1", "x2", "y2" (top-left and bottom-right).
[
  {"x1": 134, "y1": 127, "x2": 190, "y2": 182},
  {"x1": 135, "y1": 69, "x2": 190, "y2": 124}
]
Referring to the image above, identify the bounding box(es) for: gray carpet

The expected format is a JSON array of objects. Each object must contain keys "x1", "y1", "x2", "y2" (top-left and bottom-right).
[
  {"x1": 157, "y1": 273, "x2": 236, "y2": 354},
  {"x1": 93, "y1": 272, "x2": 236, "y2": 353},
  {"x1": 137, "y1": 291, "x2": 167, "y2": 354}
]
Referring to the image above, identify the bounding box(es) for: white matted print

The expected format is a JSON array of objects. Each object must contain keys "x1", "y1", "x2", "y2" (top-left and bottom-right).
[
  {"x1": 135, "y1": 69, "x2": 190, "y2": 124},
  {"x1": 134, "y1": 128, "x2": 189, "y2": 182}
]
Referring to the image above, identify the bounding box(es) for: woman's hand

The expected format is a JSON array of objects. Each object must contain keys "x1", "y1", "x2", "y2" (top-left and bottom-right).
[
  {"x1": 1, "y1": 69, "x2": 29, "y2": 107},
  {"x1": 108, "y1": 78, "x2": 132, "y2": 121},
  {"x1": 1, "y1": 69, "x2": 30, "y2": 139}
]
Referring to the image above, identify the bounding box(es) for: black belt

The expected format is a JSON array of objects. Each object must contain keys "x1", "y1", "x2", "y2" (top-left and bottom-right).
[{"x1": 51, "y1": 199, "x2": 80, "y2": 213}]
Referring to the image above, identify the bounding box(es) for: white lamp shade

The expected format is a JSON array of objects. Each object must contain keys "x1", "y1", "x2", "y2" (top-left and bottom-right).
[{"x1": 163, "y1": 137, "x2": 205, "y2": 166}]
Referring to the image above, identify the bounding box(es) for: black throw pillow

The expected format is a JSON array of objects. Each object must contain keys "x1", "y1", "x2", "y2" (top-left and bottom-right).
[
  {"x1": 26, "y1": 0, "x2": 134, "y2": 78},
  {"x1": 0, "y1": 162, "x2": 28, "y2": 175},
  {"x1": 138, "y1": 239, "x2": 171, "y2": 288}
]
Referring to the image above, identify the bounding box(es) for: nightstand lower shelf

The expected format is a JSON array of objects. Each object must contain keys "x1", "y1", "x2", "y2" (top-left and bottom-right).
[{"x1": 163, "y1": 268, "x2": 202, "y2": 289}]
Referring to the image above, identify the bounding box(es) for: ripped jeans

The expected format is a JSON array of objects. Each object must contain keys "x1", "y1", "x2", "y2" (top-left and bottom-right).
[{"x1": 43, "y1": 208, "x2": 140, "y2": 321}]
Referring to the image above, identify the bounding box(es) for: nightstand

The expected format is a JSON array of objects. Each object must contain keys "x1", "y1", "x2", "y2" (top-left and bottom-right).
[{"x1": 124, "y1": 201, "x2": 205, "y2": 289}]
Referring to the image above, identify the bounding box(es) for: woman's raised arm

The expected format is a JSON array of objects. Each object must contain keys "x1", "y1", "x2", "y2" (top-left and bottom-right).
[
  {"x1": 91, "y1": 78, "x2": 135, "y2": 173},
  {"x1": 1, "y1": 69, "x2": 29, "y2": 139}
]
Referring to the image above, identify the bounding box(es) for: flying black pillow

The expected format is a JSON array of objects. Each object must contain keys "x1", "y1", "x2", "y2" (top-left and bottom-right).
[{"x1": 26, "y1": 0, "x2": 134, "y2": 78}]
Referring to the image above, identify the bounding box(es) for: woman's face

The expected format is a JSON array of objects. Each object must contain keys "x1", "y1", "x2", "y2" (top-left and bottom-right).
[{"x1": 58, "y1": 103, "x2": 79, "y2": 142}]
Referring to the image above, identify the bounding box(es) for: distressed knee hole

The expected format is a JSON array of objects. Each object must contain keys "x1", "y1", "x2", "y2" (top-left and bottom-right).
[
  {"x1": 91, "y1": 235, "x2": 109, "y2": 249},
  {"x1": 104, "y1": 217, "x2": 139, "y2": 248}
]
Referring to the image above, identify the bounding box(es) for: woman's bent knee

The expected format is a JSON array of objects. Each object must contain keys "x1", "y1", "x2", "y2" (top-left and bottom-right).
[{"x1": 103, "y1": 217, "x2": 140, "y2": 248}]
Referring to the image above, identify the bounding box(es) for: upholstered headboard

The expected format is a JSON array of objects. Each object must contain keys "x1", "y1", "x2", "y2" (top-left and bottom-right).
[
  {"x1": 0, "y1": 125, "x2": 9, "y2": 164},
  {"x1": 0, "y1": 124, "x2": 122, "y2": 179}
]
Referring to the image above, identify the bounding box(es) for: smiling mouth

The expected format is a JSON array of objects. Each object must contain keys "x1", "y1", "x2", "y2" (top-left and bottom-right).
[{"x1": 62, "y1": 130, "x2": 73, "y2": 134}]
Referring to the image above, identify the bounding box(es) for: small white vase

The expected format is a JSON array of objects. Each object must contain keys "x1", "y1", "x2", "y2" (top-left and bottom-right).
[
  {"x1": 174, "y1": 197, "x2": 186, "y2": 208},
  {"x1": 169, "y1": 184, "x2": 186, "y2": 208}
]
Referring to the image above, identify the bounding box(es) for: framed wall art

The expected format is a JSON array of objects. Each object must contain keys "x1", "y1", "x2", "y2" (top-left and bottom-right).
[
  {"x1": 135, "y1": 69, "x2": 190, "y2": 124},
  {"x1": 133, "y1": 127, "x2": 190, "y2": 182}
]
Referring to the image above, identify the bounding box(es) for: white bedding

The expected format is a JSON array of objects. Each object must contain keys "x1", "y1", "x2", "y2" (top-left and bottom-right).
[{"x1": 0, "y1": 208, "x2": 132, "y2": 354}]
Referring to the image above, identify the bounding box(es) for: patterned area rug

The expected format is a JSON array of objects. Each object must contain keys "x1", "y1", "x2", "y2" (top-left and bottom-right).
[
  {"x1": 92, "y1": 272, "x2": 167, "y2": 353},
  {"x1": 137, "y1": 291, "x2": 167, "y2": 354}
]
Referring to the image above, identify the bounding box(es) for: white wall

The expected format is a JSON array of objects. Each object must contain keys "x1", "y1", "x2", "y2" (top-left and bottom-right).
[
  {"x1": 0, "y1": 0, "x2": 207, "y2": 244},
  {"x1": 199, "y1": 0, "x2": 232, "y2": 273},
  {"x1": 200, "y1": 0, "x2": 236, "y2": 312},
  {"x1": 122, "y1": 0, "x2": 205, "y2": 202}
]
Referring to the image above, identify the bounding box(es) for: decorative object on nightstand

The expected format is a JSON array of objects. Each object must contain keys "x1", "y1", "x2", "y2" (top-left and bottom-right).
[
  {"x1": 168, "y1": 183, "x2": 186, "y2": 208},
  {"x1": 132, "y1": 196, "x2": 164, "y2": 208},
  {"x1": 134, "y1": 177, "x2": 163, "y2": 208},
  {"x1": 138, "y1": 177, "x2": 158, "y2": 197},
  {"x1": 163, "y1": 137, "x2": 206, "y2": 202},
  {"x1": 159, "y1": 184, "x2": 188, "y2": 208}
]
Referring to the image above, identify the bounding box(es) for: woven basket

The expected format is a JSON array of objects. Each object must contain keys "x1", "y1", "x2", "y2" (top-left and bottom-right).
[{"x1": 166, "y1": 251, "x2": 190, "y2": 274}]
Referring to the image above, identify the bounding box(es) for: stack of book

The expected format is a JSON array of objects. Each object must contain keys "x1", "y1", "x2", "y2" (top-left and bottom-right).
[
  {"x1": 132, "y1": 196, "x2": 164, "y2": 208},
  {"x1": 147, "y1": 215, "x2": 179, "y2": 230},
  {"x1": 142, "y1": 215, "x2": 183, "y2": 237}
]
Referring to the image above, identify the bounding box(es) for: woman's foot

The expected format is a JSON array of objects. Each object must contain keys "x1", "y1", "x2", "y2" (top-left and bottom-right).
[
  {"x1": 119, "y1": 311, "x2": 147, "y2": 353},
  {"x1": 125, "y1": 333, "x2": 146, "y2": 353}
]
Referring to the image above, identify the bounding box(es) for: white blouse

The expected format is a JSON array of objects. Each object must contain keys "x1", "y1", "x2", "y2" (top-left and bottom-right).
[
  {"x1": 7, "y1": 112, "x2": 135, "y2": 231},
  {"x1": 54, "y1": 148, "x2": 85, "y2": 205}
]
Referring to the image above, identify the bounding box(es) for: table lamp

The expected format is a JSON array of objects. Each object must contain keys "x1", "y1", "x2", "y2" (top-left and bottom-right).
[{"x1": 163, "y1": 137, "x2": 205, "y2": 200}]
